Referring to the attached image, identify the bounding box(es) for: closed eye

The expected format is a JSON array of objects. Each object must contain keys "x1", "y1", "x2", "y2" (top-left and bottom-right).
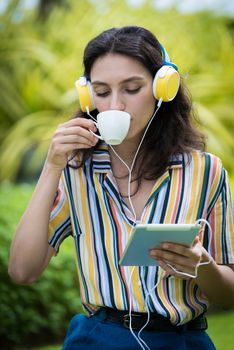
[
  {"x1": 95, "y1": 91, "x2": 110, "y2": 97},
  {"x1": 95, "y1": 87, "x2": 141, "y2": 97},
  {"x1": 125, "y1": 87, "x2": 141, "y2": 94}
]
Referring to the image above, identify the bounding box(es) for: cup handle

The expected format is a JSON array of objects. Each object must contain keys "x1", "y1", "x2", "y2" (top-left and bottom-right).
[{"x1": 89, "y1": 129, "x2": 103, "y2": 140}]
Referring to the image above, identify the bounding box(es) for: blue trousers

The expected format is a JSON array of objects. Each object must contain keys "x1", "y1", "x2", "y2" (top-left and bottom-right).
[{"x1": 62, "y1": 313, "x2": 216, "y2": 350}]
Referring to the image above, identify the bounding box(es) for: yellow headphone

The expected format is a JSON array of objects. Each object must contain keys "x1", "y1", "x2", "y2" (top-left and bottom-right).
[
  {"x1": 75, "y1": 76, "x2": 96, "y2": 113},
  {"x1": 75, "y1": 44, "x2": 180, "y2": 112}
]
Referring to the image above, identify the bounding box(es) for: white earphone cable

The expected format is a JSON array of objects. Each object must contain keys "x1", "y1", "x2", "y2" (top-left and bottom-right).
[
  {"x1": 112, "y1": 99, "x2": 162, "y2": 349},
  {"x1": 110, "y1": 98, "x2": 163, "y2": 223},
  {"x1": 137, "y1": 275, "x2": 161, "y2": 348},
  {"x1": 127, "y1": 267, "x2": 150, "y2": 350}
]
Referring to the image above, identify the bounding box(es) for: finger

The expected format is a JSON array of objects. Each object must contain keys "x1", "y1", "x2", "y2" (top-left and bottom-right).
[
  {"x1": 192, "y1": 236, "x2": 200, "y2": 246},
  {"x1": 157, "y1": 260, "x2": 197, "y2": 279},
  {"x1": 49, "y1": 135, "x2": 96, "y2": 155},
  {"x1": 165, "y1": 260, "x2": 197, "y2": 274},
  {"x1": 149, "y1": 248, "x2": 182, "y2": 262},
  {"x1": 150, "y1": 242, "x2": 190, "y2": 256},
  {"x1": 157, "y1": 260, "x2": 172, "y2": 274},
  {"x1": 150, "y1": 248, "x2": 200, "y2": 268},
  {"x1": 54, "y1": 127, "x2": 98, "y2": 145},
  {"x1": 160, "y1": 242, "x2": 194, "y2": 258},
  {"x1": 156, "y1": 260, "x2": 181, "y2": 277},
  {"x1": 59, "y1": 118, "x2": 97, "y2": 131},
  {"x1": 60, "y1": 126, "x2": 97, "y2": 137},
  {"x1": 55, "y1": 134, "x2": 97, "y2": 147},
  {"x1": 51, "y1": 142, "x2": 95, "y2": 156},
  {"x1": 54, "y1": 126, "x2": 98, "y2": 145}
]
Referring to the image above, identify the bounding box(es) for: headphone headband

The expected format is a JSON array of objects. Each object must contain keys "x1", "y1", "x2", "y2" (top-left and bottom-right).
[
  {"x1": 75, "y1": 43, "x2": 180, "y2": 111},
  {"x1": 160, "y1": 44, "x2": 178, "y2": 71}
]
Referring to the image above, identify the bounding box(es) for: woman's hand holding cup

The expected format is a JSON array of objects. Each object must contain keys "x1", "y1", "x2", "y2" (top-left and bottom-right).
[{"x1": 46, "y1": 118, "x2": 98, "y2": 170}]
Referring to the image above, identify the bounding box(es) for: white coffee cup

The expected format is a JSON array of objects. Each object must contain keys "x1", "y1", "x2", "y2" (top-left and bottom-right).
[{"x1": 90, "y1": 110, "x2": 131, "y2": 145}]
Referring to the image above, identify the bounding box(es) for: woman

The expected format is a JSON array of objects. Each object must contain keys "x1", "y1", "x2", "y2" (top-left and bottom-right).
[{"x1": 9, "y1": 26, "x2": 234, "y2": 350}]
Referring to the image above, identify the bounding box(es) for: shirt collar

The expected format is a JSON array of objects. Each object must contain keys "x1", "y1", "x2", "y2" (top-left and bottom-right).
[
  {"x1": 92, "y1": 142, "x2": 112, "y2": 173},
  {"x1": 168, "y1": 153, "x2": 183, "y2": 169}
]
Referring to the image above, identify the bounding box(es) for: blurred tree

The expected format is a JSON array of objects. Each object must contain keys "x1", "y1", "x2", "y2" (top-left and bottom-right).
[{"x1": 38, "y1": 0, "x2": 68, "y2": 20}]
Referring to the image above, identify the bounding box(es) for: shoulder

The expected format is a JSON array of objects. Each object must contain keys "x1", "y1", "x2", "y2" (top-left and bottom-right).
[
  {"x1": 170, "y1": 151, "x2": 224, "y2": 175},
  {"x1": 186, "y1": 150, "x2": 223, "y2": 171},
  {"x1": 184, "y1": 150, "x2": 226, "y2": 193}
]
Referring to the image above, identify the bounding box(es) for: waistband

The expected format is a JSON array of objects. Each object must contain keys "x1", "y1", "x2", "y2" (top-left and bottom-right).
[{"x1": 92, "y1": 307, "x2": 208, "y2": 332}]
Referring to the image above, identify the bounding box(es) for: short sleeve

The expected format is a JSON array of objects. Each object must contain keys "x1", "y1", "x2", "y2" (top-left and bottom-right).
[
  {"x1": 48, "y1": 176, "x2": 72, "y2": 253},
  {"x1": 207, "y1": 166, "x2": 234, "y2": 264}
]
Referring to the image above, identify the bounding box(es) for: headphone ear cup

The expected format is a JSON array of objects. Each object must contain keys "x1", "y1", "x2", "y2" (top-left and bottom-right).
[
  {"x1": 75, "y1": 78, "x2": 96, "y2": 112},
  {"x1": 152, "y1": 65, "x2": 180, "y2": 102}
]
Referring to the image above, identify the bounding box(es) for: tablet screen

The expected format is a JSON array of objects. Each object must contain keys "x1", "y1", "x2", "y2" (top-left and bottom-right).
[{"x1": 119, "y1": 223, "x2": 200, "y2": 266}]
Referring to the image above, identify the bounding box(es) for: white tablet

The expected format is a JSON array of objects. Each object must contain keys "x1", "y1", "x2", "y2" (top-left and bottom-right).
[{"x1": 119, "y1": 223, "x2": 200, "y2": 266}]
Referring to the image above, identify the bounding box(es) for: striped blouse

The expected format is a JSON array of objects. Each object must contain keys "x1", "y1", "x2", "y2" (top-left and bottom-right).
[{"x1": 48, "y1": 142, "x2": 234, "y2": 325}]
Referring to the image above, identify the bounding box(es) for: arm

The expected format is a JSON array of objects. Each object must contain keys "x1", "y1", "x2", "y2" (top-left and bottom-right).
[
  {"x1": 8, "y1": 165, "x2": 62, "y2": 284},
  {"x1": 150, "y1": 160, "x2": 234, "y2": 308},
  {"x1": 195, "y1": 253, "x2": 234, "y2": 308},
  {"x1": 195, "y1": 166, "x2": 234, "y2": 308},
  {"x1": 8, "y1": 118, "x2": 97, "y2": 284}
]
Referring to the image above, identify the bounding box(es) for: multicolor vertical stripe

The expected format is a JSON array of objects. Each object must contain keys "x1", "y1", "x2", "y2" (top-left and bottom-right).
[{"x1": 48, "y1": 142, "x2": 234, "y2": 325}]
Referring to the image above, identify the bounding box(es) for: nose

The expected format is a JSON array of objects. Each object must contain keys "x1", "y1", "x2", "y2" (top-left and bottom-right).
[{"x1": 109, "y1": 92, "x2": 125, "y2": 111}]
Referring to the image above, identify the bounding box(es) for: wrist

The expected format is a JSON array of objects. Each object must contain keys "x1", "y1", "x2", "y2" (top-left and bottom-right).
[
  {"x1": 41, "y1": 162, "x2": 64, "y2": 181},
  {"x1": 195, "y1": 249, "x2": 215, "y2": 282},
  {"x1": 43, "y1": 159, "x2": 65, "y2": 173}
]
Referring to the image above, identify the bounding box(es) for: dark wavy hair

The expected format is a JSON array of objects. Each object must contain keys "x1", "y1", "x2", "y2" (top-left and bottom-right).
[{"x1": 72, "y1": 25, "x2": 205, "y2": 181}]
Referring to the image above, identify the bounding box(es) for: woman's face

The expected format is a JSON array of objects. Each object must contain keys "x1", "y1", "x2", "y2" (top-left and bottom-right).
[{"x1": 90, "y1": 53, "x2": 156, "y2": 143}]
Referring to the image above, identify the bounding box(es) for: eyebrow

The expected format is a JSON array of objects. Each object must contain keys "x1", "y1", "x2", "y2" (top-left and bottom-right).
[{"x1": 91, "y1": 76, "x2": 145, "y2": 86}]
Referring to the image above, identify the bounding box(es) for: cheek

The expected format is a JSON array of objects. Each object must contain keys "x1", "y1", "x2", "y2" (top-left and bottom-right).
[
  {"x1": 93, "y1": 98, "x2": 107, "y2": 112},
  {"x1": 135, "y1": 90, "x2": 155, "y2": 116}
]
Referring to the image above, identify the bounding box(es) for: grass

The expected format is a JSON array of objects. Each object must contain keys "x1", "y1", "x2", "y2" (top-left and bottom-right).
[
  {"x1": 207, "y1": 310, "x2": 234, "y2": 350},
  {"x1": 31, "y1": 310, "x2": 234, "y2": 350}
]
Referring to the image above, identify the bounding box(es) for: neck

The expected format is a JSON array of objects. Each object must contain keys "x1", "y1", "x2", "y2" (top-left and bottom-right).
[
  {"x1": 109, "y1": 142, "x2": 137, "y2": 167},
  {"x1": 108, "y1": 138, "x2": 144, "y2": 179},
  {"x1": 110, "y1": 131, "x2": 143, "y2": 159}
]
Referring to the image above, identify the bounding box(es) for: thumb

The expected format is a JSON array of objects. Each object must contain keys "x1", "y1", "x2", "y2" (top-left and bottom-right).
[{"x1": 192, "y1": 235, "x2": 201, "y2": 247}]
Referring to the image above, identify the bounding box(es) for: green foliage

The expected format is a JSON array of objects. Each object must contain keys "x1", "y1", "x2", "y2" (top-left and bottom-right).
[
  {"x1": 0, "y1": 182, "x2": 82, "y2": 348},
  {"x1": 0, "y1": 1, "x2": 233, "y2": 183},
  {"x1": 207, "y1": 310, "x2": 234, "y2": 350}
]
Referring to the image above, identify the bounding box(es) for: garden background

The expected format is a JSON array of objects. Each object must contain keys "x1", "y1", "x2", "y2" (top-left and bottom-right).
[{"x1": 0, "y1": 0, "x2": 234, "y2": 349}]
